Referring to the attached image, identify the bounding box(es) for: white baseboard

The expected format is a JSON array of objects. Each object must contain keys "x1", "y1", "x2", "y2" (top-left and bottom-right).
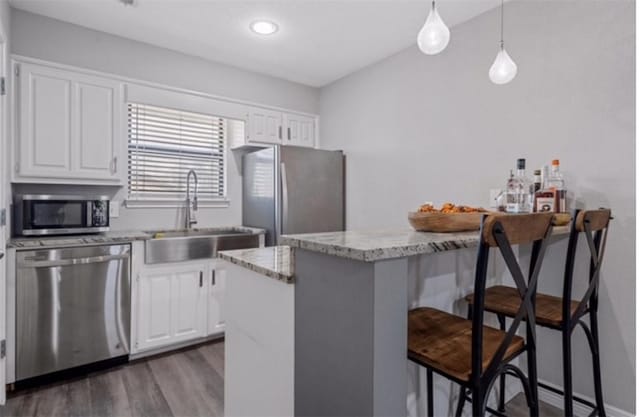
[{"x1": 538, "y1": 379, "x2": 634, "y2": 417}]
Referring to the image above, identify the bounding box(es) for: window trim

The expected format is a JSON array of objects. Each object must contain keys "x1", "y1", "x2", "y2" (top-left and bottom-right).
[
  {"x1": 125, "y1": 101, "x2": 230, "y2": 206},
  {"x1": 124, "y1": 198, "x2": 230, "y2": 209}
]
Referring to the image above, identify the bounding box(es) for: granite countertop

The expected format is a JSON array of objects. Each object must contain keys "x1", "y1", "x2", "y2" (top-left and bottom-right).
[
  {"x1": 7, "y1": 230, "x2": 152, "y2": 249},
  {"x1": 218, "y1": 246, "x2": 294, "y2": 283},
  {"x1": 8, "y1": 226, "x2": 265, "y2": 249},
  {"x1": 281, "y1": 226, "x2": 571, "y2": 262}
]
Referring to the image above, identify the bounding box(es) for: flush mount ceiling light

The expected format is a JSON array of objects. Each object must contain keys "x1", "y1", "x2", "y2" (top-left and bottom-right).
[
  {"x1": 417, "y1": 0, "x2": 450, "y2": 55},
  {"x1": 118, "y1": 0, "x2": 136, "y2": 6},
  {"x1": 250, "y1": 20, "x2": 279, "y2": 36},
  {"x1": 489, "y1": 0, "x2": 518, "y2": 84}
]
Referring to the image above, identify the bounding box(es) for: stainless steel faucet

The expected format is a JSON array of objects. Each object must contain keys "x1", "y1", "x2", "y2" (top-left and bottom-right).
[{"x1": 185, "y1": 169, "x2": 198, "y2": 229}]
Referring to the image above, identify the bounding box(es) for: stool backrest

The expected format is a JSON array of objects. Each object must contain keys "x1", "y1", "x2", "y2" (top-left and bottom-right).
[
  {"x1": 471, "y1": 213, "x2": 555, "y2": 382},
  {"x1": 563, "y1": 209, "x2": 612, "y2": 326}
]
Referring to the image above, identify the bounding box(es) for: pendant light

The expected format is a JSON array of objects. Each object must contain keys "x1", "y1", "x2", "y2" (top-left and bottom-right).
[
  {"x1": 417, "y1": 0, "x2": 450, "y2": 55},
  {"x1": 489, "y1": 0, "x2": 517, "y2": 84}
]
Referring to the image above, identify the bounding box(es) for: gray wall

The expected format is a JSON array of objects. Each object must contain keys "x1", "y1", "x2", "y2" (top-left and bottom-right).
[
  {"x1": 9, "y1": 9, "x2": 320, "y2": 231},
  {"x1": 320, "y1": 0, "x2": 635, "y2": 413}
]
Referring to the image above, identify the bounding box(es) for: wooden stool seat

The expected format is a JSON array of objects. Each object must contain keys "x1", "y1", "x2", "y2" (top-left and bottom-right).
[
  {"x1": 464, "y1": 285, "x2": 581, "y2": 328},
  {"x1": 408, "y1": 307, "x2": 526, "y2": 382}
]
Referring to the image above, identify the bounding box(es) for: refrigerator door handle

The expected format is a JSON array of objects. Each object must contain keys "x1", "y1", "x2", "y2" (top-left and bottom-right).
[{"x1": 280, "y1": 162, "x2": 289, "y2": 236}]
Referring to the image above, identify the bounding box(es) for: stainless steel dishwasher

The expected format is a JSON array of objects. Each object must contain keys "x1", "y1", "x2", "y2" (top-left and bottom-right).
[{"x1": 16, "y1": 244, "x2": 130, "y2": 380}]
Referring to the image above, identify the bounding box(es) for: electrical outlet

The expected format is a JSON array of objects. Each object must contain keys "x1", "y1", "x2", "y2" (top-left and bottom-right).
[{"x1": 109, "y1": 201, "x2": 120, "y2": 218}]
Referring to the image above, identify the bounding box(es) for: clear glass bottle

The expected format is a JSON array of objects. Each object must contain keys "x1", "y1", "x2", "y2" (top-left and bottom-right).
[
  {"x1": 547, "y1": 159, "x2": 567, "y2": 212},
  {"x1": 516, "y1": 158, "x2": 532, "y2": 213},
  {"x1": 530, "y1": 169, "x2": 542, "y2": 211},
  {"x1": 505, "y1": 170, "x2": 518, "y2": 213},
  {"x1": 532, "y1": 169, "x2": 542, "y2": 193},
  {"x1": 506, "y1": 159, "x2": 532, "y2": 213}
]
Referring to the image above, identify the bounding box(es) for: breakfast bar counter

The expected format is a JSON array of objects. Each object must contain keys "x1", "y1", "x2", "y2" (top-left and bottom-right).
[{"x1": 219, "y1": 226, "x2": 570, "y2": 417}]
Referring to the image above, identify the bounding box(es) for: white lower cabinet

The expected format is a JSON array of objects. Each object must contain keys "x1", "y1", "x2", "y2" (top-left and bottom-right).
[
  {"x1": 208, "y1": 263, "x2": 227, "y2": 335},
  {"x1": 133, "y1": 257, "x2": 225, "y2": 354}
]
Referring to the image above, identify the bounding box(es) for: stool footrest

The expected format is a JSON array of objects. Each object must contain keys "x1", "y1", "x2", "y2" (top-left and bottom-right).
[{"x1": 458, "y1": 391, "x2": 509, "y2": 417}]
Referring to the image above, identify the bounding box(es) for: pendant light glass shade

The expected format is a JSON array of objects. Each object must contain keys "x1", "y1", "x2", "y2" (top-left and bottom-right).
[
  {"x1": 417, "y1": 1, "x2": 450, "y2": 55},
  {"x1": 489, "y1": 45, "x2": 517, "y2": 84},
  {"x1": 489, "y1": 0, "x2": 517, "y2": 84}
]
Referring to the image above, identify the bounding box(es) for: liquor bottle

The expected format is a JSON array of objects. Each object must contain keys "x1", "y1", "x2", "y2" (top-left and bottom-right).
[
  {"x1": 505, "y1": 170, "x2": 518, "y2": 213},
  {"x1": 532, "y1": 169, "x2": 542, "y2": 193},
  {"x1": 529, "y1": 169, "x2": 542, "y2": 210},
  {"x1": 547, "y1": 159, "x2": 567, "y2": 212},
  {"x1": 534, "y1": 186, "x2": 555, "y2": 213},
  {"x1": 506, "y1": 159, "x2": 531, "y2": 213}
]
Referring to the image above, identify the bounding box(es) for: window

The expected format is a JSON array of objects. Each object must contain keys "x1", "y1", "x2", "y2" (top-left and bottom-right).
[{"x1": 127, "y1": 102, "x2": 229, "y2": 203}]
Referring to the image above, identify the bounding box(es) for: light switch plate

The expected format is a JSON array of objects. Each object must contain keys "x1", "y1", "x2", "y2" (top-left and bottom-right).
[{"x1": 109, "y1": 201, "x2": 120, "y2": 218}]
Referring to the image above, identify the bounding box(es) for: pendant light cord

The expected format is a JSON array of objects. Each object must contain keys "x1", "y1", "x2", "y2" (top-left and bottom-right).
[{"x1": 500, "y1": 0, "x2": 504, "y2": 49}]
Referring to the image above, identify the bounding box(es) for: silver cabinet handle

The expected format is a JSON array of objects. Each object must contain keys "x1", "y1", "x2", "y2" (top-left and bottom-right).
[
  {"x1": 111, "y1": 156, "x2": 118, "y2": 174},
  {"x1": 280, "y1": 162, "x2": 289, "y2": 235},
  {"x1": 19, "y1": 253, "x2": 129, "y2": 268},
  {"x1": 199, "y1": 271, "x2": 203, "y2": 287},
  {"x1": 211, "y1": 270, "x2": 216, "y2": 286},
  {"x1": 278, "y1": 125, "x2": 283, "y2": 140},
  {"x1": 287, "y1": 127, "x2": 291, "y2": 140}
]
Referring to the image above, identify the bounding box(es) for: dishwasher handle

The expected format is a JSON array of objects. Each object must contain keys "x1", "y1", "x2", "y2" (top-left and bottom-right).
[{"x1": 19, "y1": 253, "x2": 130, "y2": 268}]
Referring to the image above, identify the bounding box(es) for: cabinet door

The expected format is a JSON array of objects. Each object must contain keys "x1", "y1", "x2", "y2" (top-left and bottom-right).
[
  {"x1": 137, "y1": 263, "x2": 207, "y2": 351},
  {"x1": 73, "y1": 75, "x2": 122, "y2": 181},
  {"x1": 18, "y1": 63, "x2": 73, "y2": 177},
  {"x1": 207, "y1": 262, "x2": 227, "y2": 336},
  {"x1": 247, "y1": 108, "x2": 282, "y2": 145},
  {"x1": 284, "y1": 113, "x2": 315, "y2": 148},
  {"x1": 15, "y1": 62, "x2": 123, "y2": 183},
  {"x1": 172, "y1": 267, "x2": 207, "y2": 342},
  {"x1": 137, "y1": 269, "x2": 173, "y2": 351}
]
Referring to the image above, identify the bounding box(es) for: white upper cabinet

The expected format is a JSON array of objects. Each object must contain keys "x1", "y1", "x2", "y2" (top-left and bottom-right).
[
  {"x1": 74, "y1": 76, "x2": 120, "y2": 178},
  {"x1": 247, "y1": 107, "x2": 283, "y2": 145},
  {"x1": 14, "y1": 62, "x2": 123, "y2": 184},
  {"x1": 242, "y1": 107, "x2": 317, "y2": 149},
  {"x1": 283, "y1": 113, "x2": 316, "y2": 148}
]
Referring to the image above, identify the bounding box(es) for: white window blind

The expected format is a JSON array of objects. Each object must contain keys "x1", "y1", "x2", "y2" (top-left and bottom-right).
[{"x1": 127, "y1": 102, "x2": 227, "y2": 201}]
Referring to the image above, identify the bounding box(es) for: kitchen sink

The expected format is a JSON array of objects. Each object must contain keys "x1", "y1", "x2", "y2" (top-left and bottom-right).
[
  {"x1": 144, "y1": 229, "x2": 260, "y2": 264},
  {"x1": 151, "y1": 229, "x2": 250, "y2": 238}
]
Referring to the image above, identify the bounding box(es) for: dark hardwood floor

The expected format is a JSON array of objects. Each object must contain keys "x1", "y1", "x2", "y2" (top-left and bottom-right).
[
  {"x1": 0, "y1": 339, "x2": 561, "y2": 416},
  {"x1": 0, "y1": 341, "x2": 224, "y2": 417},
  {"x1": 505, "y1": 392, "x2": 563, "y2": 417}
]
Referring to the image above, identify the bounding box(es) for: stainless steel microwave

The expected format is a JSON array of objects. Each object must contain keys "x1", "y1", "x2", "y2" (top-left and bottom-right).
[{"x1": 13, "y1": 195, "x2": 110, "y2": 236}]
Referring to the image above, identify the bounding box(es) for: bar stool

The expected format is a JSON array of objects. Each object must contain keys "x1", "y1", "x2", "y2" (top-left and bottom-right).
[
  {"x1": 408, "y1": 213, "x2": 555, "y2": 417},
  {"x1": 462, "y1": 209, "x2": 612, "y2": 416}
]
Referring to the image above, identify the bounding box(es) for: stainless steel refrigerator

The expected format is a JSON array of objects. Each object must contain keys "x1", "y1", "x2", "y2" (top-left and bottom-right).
[{"x1": 242, "y1": 146, "x2": 345, "y2": 246}]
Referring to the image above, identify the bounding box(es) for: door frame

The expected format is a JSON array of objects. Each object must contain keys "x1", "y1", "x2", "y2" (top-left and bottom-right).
[{"x1": 0, "y1": 29, "x2": 8, "y2": 405}]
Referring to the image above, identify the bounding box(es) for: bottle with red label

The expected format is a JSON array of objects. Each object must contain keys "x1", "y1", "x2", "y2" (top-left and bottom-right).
[{"x1": 534, "y1": 159, "x2": 567, "y2": 213}]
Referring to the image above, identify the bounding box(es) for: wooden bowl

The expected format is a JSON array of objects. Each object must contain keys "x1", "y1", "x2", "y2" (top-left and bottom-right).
[
  {"x1": 552, "y1": 212, "x2": 571, "y2": 226},
  {"x1": 408, "y1": 211, "x2": 486, "y2": 233}
]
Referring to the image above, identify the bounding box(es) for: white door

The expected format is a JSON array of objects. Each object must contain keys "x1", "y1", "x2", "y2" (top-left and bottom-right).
[
  {"x1": 17, "y1": 62, "x2": 73, "y2": 177},
  {"x1": 207, "y1": 262, "x2": 226, "y2": 335},
  {"x1": 247, "y1": 108, "x2": 282, "y2": 145},
  {"x1": 73, "y1": 75, "x2": 122, "y2": 181},
  {"x1": 137, "y1": 263, "x2": 207, "y2": 351},
  {"x1": 284, "y1": 113, "x2": 315, "y2": 148}
]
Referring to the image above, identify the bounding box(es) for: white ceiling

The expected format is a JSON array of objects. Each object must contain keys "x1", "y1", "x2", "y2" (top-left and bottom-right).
[{"x1": 9, "y1": 0, "x2": 502, "y2": 87}]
